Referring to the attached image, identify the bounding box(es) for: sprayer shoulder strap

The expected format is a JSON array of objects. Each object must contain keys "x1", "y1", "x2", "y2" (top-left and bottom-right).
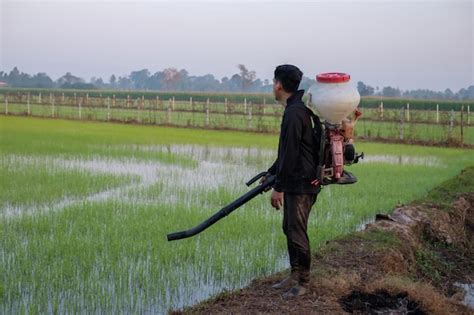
[
  {"x1": 305, "y1": 107, "x2": 325, "y2": 167},
  {"x1": 305, "y1": 107, "x2": 323, "y2": 138}
]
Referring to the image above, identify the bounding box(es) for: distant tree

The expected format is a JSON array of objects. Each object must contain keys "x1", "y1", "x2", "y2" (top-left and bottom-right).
[
  {"x1": 163, "y1": 68, "x2": 181, "y2": 91},
  {"x1": 57, "y1": 72, "x2": 84, "y2": 87},
  {"x1": 188, "y1": 74, "x2": 220, "y2": 91},
  {"x1": 382, "y1": 86, "x2": 401, "y2": 97},
  {"x1": 467, "y1": 86, "x2": 474, "y2": 100},
  {"x1": 455, "y1": 86, "x2": 474, "y2": 100},
  {"x1": 357, "y1": 81, "x2": 375, "y2": 96},
  {"x1": 117, "y1": 76, "x2": 132, "y2": 89},
  {"x1": 228, "y1": 74, "x2": 241, "y2": 92},
  {"x1": 92, "y1": 77, "x2": 105, "y2": 88},
  {"x1": 31, "y1": 73, "x2": 54, "y2": 88},
  {"x1": 109, "y1": 74, "x2": 117, "y2": 88},
  {"x1": 251, "y1": 79, "x2": 263, "y2": 92},
  {"x1": 237, "y1": 64, "x2": 256, "y2": 91},
  {"x1": 2, "y1": 66, "x2": 473, "y2": 98},
  {"x1": 7, "y1": 67, "x2": 28, "y2": 86},
  {"x1": 177, "y1": 69, "x2": 189, "y2": 90},
  {"x1": 299, "y1": 76, "x2": 316, "y2": 91},
  {"x1": 129, "y1": 69, "x2": 150, "y2": 90},
  {"x1": 261, "y1": 78, "x2": 273, "y2": 93},
  {"x1": 147, "y1": 71, "x2": 164, "y2": 90},
  {"x1": 60, "y1": 82, "x2": 96, "y2": 89},
  {"x1": 444, "y1": 88, "x2": 454, "y2": 99},
  {"x1": 220, "y1": 76, "x2": 230, "y2": 91}
]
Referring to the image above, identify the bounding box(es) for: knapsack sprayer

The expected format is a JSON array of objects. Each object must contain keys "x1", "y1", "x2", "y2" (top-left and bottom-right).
[
  {"x1": 167, "y1": 72, "x2": 363, "y2": 241},
  {"x1": 307, "y1": 72, "x2": 364, "y2": 185}
]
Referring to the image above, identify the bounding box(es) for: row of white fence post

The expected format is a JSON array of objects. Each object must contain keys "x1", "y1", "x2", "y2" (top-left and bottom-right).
[{"x1": 1, "y1": 95, "x2": 471, "y2": 131}]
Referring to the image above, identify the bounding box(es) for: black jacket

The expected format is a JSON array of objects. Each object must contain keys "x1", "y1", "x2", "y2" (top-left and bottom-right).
[{"x1": 268, "y1": 90, "x2": 320, "y2": 194}]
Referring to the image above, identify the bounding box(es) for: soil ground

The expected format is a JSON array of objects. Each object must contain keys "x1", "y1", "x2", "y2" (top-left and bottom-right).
[{"x1": 174, "y1": 167, "x2": 474, "y2": 314}]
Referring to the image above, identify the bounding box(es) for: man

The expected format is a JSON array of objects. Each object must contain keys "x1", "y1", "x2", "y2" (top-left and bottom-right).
[{"x1": 267, "y1": 64, "x2": 320, "y2": 298}]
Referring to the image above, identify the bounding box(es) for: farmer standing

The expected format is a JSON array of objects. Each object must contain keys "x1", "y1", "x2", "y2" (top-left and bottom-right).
[{"x1": 267, "y1": 65, "x2": 321, "y2": 298}]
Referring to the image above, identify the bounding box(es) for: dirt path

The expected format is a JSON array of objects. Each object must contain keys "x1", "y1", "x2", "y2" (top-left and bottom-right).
[{"x1": 174, "y1": 167, "x2": 474, "y2": 314}]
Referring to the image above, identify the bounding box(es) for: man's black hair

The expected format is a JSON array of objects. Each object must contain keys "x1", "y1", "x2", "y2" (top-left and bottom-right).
[{"x1": 274, "y1": 64, "x2": 303, "y2": 93}]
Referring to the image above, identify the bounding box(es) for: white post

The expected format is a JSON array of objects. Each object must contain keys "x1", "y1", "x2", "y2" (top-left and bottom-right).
[
  {"x1": 248, "y1": 103, "x2": 252, "y2": 129},
  {"x1": 27, "y1": 92, "x2": 31, "y2": 115},
  {"x1": 189, "y1": 97, "x2": 192, "y2": 107},
  {"x1": 78, "y1": 98, "x2": 82, "y2": 119},
  {"x1": 224, "y1": 98, "x2": 228, "y2": 113},
  {"x1": 167, "y1": 103, "x2": 172, "y2": 124},
  {"x1": 448, "y1": 110, "x2": 454, "y2": 139},
  {"x1": 49, "y1": 93, "x2": 52, "y2": 105},
  {"x1": 38, "y1": 92, "x2": 42, "y2": 104},
  {"x1": 436, "y1": 104, "x2": 439, "y2": 124},
  {"x1": 86, "y1": 93, "x2": 89, "y2": 105},
  {"x1": 107, "y1": 96, "x2": 111, "y2": 121},
  {"x1": 468, "y1": 105, "x2": 470, "y2": 125},
  {"x1": 172, "y1": 96, "x2": 175, "y2": 110},
  {"x1": 263, "y1": 98, "x2": 266, "y2": 114},
  {"x1": 399, "y1": 107, "x2": 404, "y2": 140},
  {"x1": 137, "y1": 97, "x2": 141, "y2": 123},
  {"x1": 380, "y1": 102, "x2": 384, "y2": 120},
  {"x1": 74, "y1": 93, "x2": 77, "y2": 106},
  {"x1": 206, "y1": 98, "x2": 210, "y2": 126},
  {"x1": 244, "y1": 98, "x2": 247, "y2": 114},
  {"x1": 51, "y1": 95, "x2": 55, "y2": 117},
  {"x1": 62, "y1": 93, "x2": 65, "y2": 103},
  {"x1": 406, "y1": 103, "x2": 410, "y2": 122}
]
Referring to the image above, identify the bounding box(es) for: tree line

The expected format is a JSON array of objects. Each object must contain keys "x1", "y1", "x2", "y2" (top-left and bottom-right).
[
  {"x1": 357, "y1": 81, "x2": 474, "y2": 101},
  {"x1": 1, "y1": 66, "x2": 473, "y2": 100}
]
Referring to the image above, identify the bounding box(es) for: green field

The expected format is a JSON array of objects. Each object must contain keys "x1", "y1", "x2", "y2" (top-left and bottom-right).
[
  {"x1": 2, "y1": 100, "x2": 473, "y2": 145},
  {"x1": 1, "y1": 116, "x2": 473, "y2": 313}
]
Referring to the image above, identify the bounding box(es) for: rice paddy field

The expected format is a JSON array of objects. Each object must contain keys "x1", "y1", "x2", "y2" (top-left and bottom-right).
[
  {"x1": 1, "y1": 116, "x2": 474, "y2": 313},
  {"x1": 2, "y1": 99, "x2": 473, "y2": 145}
]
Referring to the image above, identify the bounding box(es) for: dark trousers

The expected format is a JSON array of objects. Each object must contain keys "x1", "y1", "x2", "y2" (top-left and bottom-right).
[{"x1": 282, "y1": 193, "x2": 318, "y2": 287}]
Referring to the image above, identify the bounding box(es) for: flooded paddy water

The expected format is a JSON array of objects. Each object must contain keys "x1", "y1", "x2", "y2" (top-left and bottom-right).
[{"x1": 1, "y1": 139, "x2": 471, "y2": 313}]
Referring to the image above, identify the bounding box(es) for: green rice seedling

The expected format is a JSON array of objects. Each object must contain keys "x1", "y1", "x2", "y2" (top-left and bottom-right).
[{"x1": 1, "y1": 115, "x2": 473, "y2": 313}]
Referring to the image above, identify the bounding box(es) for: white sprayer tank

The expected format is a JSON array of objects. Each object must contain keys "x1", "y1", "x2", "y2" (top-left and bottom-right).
[{"x1": 307, "y1": 73, "x2": 360, "y2": 124}]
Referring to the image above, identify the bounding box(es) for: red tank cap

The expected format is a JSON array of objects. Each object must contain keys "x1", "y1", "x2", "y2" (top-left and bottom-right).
[{"x1": 316, "y1": 72, "x2": 350, "y2": 83}]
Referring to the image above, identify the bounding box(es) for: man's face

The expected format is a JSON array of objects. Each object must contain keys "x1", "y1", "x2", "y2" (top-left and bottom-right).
[{"x1": 273, "y1": 78, "x2": 283, "y2": 102}]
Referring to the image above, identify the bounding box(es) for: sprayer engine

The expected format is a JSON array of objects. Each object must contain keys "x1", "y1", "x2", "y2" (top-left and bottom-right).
[
  {"x1": 319, "y1": 110, "x2": 364, "y2": 184},
  {"x1": 308, "y1": 72, "x2": 364, "y2": 185}
]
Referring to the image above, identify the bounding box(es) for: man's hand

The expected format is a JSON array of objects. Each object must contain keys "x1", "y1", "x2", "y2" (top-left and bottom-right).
[
  {"x1": 271, "y1": 189, "x2": 284, "y2": 210},
  {"x1": 260, "y1": 173, "x2": 272, "y2": 192}
]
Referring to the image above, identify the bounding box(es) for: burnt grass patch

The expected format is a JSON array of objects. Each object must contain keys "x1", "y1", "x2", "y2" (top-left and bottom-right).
[{"x1": 339, "y1": 289, "x2": 426, "y2": 315}]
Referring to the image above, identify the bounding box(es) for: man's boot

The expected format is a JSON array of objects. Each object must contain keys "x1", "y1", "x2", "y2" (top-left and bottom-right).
[
  {"x1": 282, "y1": 271, "x2": 310, "y2": 299},
  {"x1": 271, "y1": 274, "x2": 297, "y2": 290},
  {"x1": 282, "y1": 284, "x2": 308, "y2": 299}
]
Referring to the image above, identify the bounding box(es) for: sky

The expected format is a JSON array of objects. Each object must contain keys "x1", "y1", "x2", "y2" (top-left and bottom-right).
[{"x1": 1, "y1": 0, "x2": 473, "y2": 91}]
